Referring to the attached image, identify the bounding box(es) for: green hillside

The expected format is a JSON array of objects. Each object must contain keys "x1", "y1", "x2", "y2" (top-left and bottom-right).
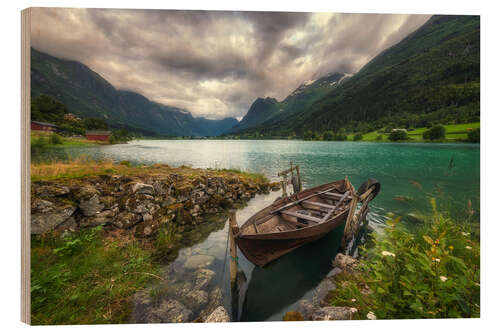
[
  {"x1": 232, "y1": 15, "x2": 479, "y2": 137},
  {"x1": 31, "y1": 49, "x2": 237, "y2": 136}
]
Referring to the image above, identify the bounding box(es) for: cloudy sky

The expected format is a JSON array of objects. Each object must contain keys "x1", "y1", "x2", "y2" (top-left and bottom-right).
[{"x1": 31, "y1": 8, "x2": 430, "y2": 120}]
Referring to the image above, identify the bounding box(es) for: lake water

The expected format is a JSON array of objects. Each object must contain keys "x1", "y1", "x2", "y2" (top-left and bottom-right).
[{"x1": 42, "y1": 140, "x2": 480, "y2": 321}]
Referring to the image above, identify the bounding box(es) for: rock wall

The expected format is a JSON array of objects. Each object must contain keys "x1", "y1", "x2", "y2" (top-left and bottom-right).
[{"x1": 31, "y1": 171, "x2": 279, "y2": 237}]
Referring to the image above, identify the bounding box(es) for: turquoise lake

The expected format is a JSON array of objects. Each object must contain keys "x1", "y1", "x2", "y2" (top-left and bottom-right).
[{"x1": 41, "y1": 139, "x2": 480, "y2": 321}]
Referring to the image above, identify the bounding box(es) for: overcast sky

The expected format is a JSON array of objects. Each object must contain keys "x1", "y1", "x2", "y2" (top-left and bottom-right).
[{"x1": 31, "y1": 8, "x2": 430, "y2": 120}]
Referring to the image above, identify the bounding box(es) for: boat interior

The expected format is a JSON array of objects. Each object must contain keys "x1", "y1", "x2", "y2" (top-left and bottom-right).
[{"x1": 241, "y1": 186, "x2": 352, "y2": 235}]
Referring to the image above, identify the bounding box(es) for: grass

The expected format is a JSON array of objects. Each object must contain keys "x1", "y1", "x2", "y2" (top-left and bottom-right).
[
  {"x1": 31, "y1": 130, "x2": 103, "y2": 147},
  {"x1": 31, "y1": 226, "x2": 161, "y2": 324},
  {"x1": 346, "y1": 122, "x2": 480, "y2": 142}
]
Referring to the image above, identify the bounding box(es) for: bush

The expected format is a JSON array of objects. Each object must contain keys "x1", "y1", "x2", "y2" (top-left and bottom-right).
[
  {"x1": 353, "y1": 133, "x2": 363, "y2": 141},
  {"x1": 388, "y1": 130, "x2": 409, "y2": 141},
  {"x1": 467, "y1": 128, "x2": 480, "y2": 143},
  {"x1": 119, "y1": 160, "x2": 132, "y2": 167},
  {"x1": 49, "y1": 133, "x2": 63, "y2": 145},
  {"x1": 328, "y1": 205, "x2": 480, "y2": 319},
  {"x1": 376, "y1": 135, "x2": 383, "y2": 141},
  {"x1": 424, "y1": 125, "x2": 446, "y2": 141},
  {"x1": 323, "y1": 131, "x2": 335, "y2": 141}
]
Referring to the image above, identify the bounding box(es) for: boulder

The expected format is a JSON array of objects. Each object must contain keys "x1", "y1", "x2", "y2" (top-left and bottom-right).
[
  {"x1": 33, "y1": 184, "x2": 70, "y2": 198},
  {"x1": 79, "y1": 194, "x2": 104, "y2": 217},
  {"x1": 314, "y1": 278, "x2": 336, "y2": 305},
  {"x1": 183, "y1": 255, "x2": 215, "y2": 270},
  {"x1": 334, "y1": 253, "x2": 358, "y2": 273},
  {"x1": 79, "y1": 209, "x2": 117, "y2": 228},
  {"x1": 297, "y1": 300, "x2": 315, "y2": 320},
  {"x1": 311, "y1": 306, "x2": 358, "y2": 321},
  {"x1": 31, "y1": 205, "x2": 76, "y2": 235},
  {"x1": 205, "y1": 306, "x2": 230, "y2": 322},
  {"x1": 131, "y1": 183, "x2": 155, "y2": 195}
]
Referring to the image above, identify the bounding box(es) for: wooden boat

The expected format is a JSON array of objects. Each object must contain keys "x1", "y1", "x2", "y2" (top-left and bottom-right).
[{"x1": 233, "y1": 178, "x2": 379, "y2": 267}]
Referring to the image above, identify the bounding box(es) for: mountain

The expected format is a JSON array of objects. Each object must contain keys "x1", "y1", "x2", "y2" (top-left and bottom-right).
[
  {"x1": 30, "y1": 48, "x2": 238, "y2": 136},
  {"x1": 230, "y1": 15, "x2": 479, "y2": 136},
  {"x1": 226, "y1": 72, "x2": 346, "y2": 134}
]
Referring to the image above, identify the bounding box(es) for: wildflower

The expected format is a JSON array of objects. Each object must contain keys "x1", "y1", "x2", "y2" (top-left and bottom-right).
[
  {"x1": 351, "y1": 298, "x2": 356, "y2": 302},
  {"x1": 449, "y1": 245, "x2": 454, "y2": 250},
  {"x1": 433, "y1": 258, "x2": 441, "y2": 263},
  {"x1": 382, "y1": 251, "x2": 395, "y2": 257},
  {"x1": 367, "y1": 311, "x2": 377, "y2": 320},
  {"x1": 462, "y1": 232, "x2": 470, "y2": 236},
  {"x1": 466, "y1": 246, "x2": 472, "y2": 250},
  {"x1": 440, "y1": 276, "x2": 448, "y2": 282}
]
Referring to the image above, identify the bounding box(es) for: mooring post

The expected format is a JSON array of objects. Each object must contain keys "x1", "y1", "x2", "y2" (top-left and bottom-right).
[
  {"x1": 296, "y1": 165, "x2": 302, "y2": 192},
  {"x1": 228, "y1": 210, "x2": 238, "y2": 287},
  {"x1": 341, "y1": 178, "x2": 359, "y2": 249}
]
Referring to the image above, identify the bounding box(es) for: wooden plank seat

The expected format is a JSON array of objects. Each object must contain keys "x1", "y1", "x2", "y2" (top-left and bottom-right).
[
  {"x1": 281, "y1": 210, "x2": 323, "y2": 224},
  {"x1": 302, "y1": 200, "x2": 337, "y2": 210},
  {"x1": 320, "y1": 192, "x2": 352, "y2": 200}
]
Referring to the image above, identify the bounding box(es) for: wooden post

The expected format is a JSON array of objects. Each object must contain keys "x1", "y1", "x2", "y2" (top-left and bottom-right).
[
  {"x1": 296, "y1": 165, "x2": 302, "y2": 192},
  {"x1": 228, "y1": 210, "x2": 238, "y2": 287},
  {"x1": 341, "y1": 178, "x2": 358, "y2": 249}
]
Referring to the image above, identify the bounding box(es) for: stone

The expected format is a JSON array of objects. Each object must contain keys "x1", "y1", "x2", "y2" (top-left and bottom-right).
[
  {"x1": 142, "y1": 212, "x2": 153, "y2": 222},
  {"x1": 111, "y1": 212, "x2": 142, "y2": 229},
  {"x1": 183, "y1": 255, "x2": 215, "y2": 270},
  {"x1": 311, "y1": 306, "x2": 358, "y2": 321},
  {"x1": 33, "y1": 184, "x2": 70, "y2": 198},
  {"x1": 31, "y1": 205, "x2": 76, "y2": 235},
  {"x1": 297, "y1": 300, "x2": 315, "y2": 320},
  {"x1": 140, "y1": 298, "x2": 193, "y2": 323},
  {"x1": 79, "y1": 209, "x2": 116, "y2": 228},
  {"x1": 313, "y1": 278, "x2": 336, "y2": 305},
  {"x1": 31, "y1": 198, "x2": 55, "y2": 213},
  {"x1": 327, "y1": 267, "x2": 343, "y2": 278},
  {"x1": 131, "y1": 183, "x2": 155, "y2": 195},
  {"x1": 79, "y1": 194, "x2": 104, "y2": 217},
  {"x1": 205, "y1": 306, "x2": 230, "y2": 322},
  {"x1": 334, "y1": 253, "x2": 358, "y2": 273},
  {"x1": 193, "y1": 269, "x2": 216, "y2": 290},
  {"x1": 56, "y1": 216, "x2": 78, "y2": 233},
  {"x1": 184, "y1": 289, "x2": 209, "y2": 310}
]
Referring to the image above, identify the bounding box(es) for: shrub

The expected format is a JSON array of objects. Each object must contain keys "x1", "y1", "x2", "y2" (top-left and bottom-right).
[
  {"x1": 49, "y1": 133, "x2": 63, "y2": 145},
  {"x1": 353, "y1": 133, "x2": 363, "y2": 141},
  {"x1": 328, "y1": 205, "x2": 480, "y2": 319},
  {"x1": 119, "y1": 160, "x2": 132, "y2": 167},
  {"x1": 323, "y1": 131, "x2": 335, "y2": 141},
  {"x1": 388, "y1": 130, "x2": 408, "y2": 141},
  {"x1": 467, "y1": 128, "x2": 480, "y2": 143},
  {"x1": 376, "y1": 135, "x2": 383, "y2": 141},
  {"x1": 424, "y1": 125, "x2": 446, "y2": 141}
]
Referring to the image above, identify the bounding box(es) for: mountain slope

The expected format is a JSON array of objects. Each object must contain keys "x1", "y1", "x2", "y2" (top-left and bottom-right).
[
  {"x1": 30, "y1": 48, "x2": 237, "y2": 136},
  {"x1": 232, "y1": 15, "x2": 479, "y2": 136},
  {"x1": 227, "y1": 72, "x2": 346, "y2": 134}
]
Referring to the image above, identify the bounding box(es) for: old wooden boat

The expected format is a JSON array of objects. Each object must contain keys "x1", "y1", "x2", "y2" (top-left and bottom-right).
[{"x1": 233, "y1": 178, "x2": 379, "y2": 267}]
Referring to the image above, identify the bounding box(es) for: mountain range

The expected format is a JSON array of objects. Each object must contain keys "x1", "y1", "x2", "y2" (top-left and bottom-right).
[
  {"x1": 227, "y1": 15, "x2": 480, "y2": 136},
  {"x1": 31, "y1": 48, "x2": 238, "y2": 136}
]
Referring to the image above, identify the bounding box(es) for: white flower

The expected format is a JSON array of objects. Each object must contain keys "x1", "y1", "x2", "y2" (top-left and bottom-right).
[
  {"x1": 351, "y1": 298, "x2": 357, "y2": 302},
  {"x1": 466, "y1": 246, "x2": 472, "y2": 250},
  {"x1": 462, "y1": 232, "x2": 470, "y2": 236},
  {"x1": 440, "y1": 276, "x2": 448, "y2": 282},
  {"x1": 382, "y1": 251, "x2": 396, "y2": 257},
  {"x1": 367, "y1": 311, "x2": 377, "y2": 320},
  {"x1": 433, "y1": 258, "x2": 441, "y2": 263}
]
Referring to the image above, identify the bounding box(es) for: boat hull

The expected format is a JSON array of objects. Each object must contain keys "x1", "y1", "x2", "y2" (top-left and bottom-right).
[{"x1": 235, "y1": 204, "x2": 349, "y2": 267}]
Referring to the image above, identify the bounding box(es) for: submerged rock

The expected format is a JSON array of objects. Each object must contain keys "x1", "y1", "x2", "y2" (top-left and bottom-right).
[
  {"x1": 184, "y1": 289, "x2": 209, "y2": 310},
  {"x1": 183, "y1": 255, "x2": 215, "y2": 270},
  {"x1": 205, "y1": 306, "x2": 230, "y2": 322},
  {"x1": 193, "y1": 268, "x2": 216, "y2": 290}
]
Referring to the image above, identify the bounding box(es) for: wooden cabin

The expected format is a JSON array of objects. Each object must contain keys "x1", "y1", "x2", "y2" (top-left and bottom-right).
[
  {"x1": 31, "y1": 121, "x2": 57, "y2": 132},
  {"x1": 85, "y1": 130, "x2": 111, "y2": 141}
]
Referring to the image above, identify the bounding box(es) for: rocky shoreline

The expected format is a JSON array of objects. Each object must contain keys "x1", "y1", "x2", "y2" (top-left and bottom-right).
[{"x1": 31, "y1": 165, "x2": 279, "y2": 238}]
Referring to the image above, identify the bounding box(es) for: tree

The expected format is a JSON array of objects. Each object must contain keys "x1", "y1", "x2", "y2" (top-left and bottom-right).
[
  {"x1": 423, "y1": 125, "x2": 446, "y2": 141},
  {"x1": 323, "y1": 131, "x2": 335, "y2": 141},
  {"x1": 388, "y1": 130, "x2": 408, "y2": 141},
  {"x1": 467, "y1": 128, "x2": 480, "y2": 143},
  {"x1": 83, "y1": 118, "x2": 109, "y2": 130},
  {"x1": 353, "y1": 133, "x2": 363, "y2": 141},
  {"x1": 31, "y1": 94, "x2": 66, "y2": 124}
]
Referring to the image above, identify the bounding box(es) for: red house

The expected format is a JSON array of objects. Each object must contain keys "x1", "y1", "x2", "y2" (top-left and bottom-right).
[
  {"x1": 85, "y1": 130, "x2": 112, "y2": 141},
  {"x1": 31, "y1": 121, "x2": 57, "y2": 132}
]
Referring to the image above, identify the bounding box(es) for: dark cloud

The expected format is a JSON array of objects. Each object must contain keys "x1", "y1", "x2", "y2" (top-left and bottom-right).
[{"x1": 30, "y1": 8, "x2": 431, "y2": 119}]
